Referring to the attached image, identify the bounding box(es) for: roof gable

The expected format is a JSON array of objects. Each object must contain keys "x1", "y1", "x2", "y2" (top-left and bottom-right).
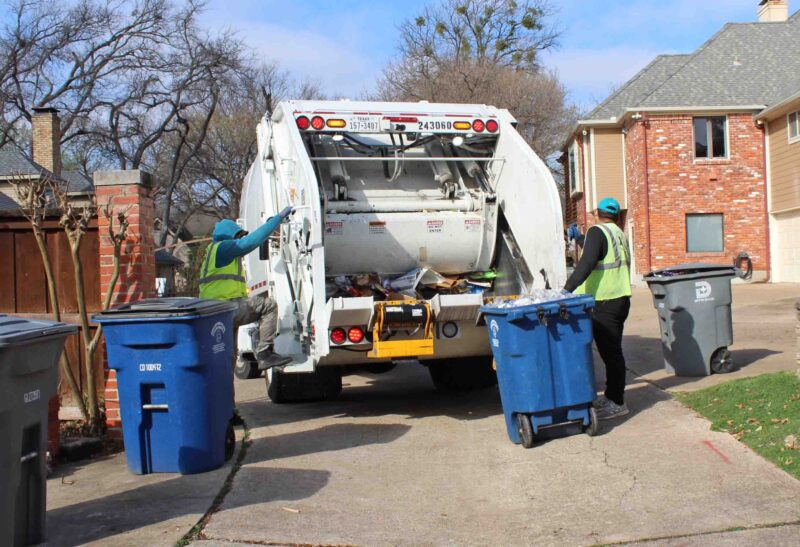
[{"x1": 588, "y1": 11, "x2": 800, "y2": 119}]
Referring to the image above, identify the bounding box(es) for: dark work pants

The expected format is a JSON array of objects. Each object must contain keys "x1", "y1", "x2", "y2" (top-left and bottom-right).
[{"x1": 592, "y1": 296, "x2": 631, "y2": 405}]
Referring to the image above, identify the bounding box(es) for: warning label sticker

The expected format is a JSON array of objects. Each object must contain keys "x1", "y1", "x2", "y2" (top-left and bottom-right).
[
  {"x1": 427, "y1": 220, "x2": 444, "y2": 233},
  {"x1": 369, "y1": 221, "x2": 386, "y2": 235},
  {"x1": 464, "y1": 219, "x2": 481, "y2": 232},
  {"x1": 325, "y1": 221, "x2": 343, "y2": 236}
]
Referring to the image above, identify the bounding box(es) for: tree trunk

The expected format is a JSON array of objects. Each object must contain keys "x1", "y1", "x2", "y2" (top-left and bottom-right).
[{"x1": 32, "y1": 226, "x2": 90, "y2": 422}]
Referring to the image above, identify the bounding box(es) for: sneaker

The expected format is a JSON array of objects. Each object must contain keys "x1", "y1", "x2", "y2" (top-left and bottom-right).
[
  {"x1": 596, "y1": 400, "x2": 630, "y2": 421},
  {"x1": 594, "y1": 395, "x2": 610, "y2": 410},
  {"x1": 256, "y1": 350, "x2": 292, "y2": 370}
]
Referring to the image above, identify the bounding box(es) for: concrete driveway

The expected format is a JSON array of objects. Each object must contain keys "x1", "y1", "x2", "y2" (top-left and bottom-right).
[{"x1": 194, "y1": 285, "x2": 800, "y2": 546}]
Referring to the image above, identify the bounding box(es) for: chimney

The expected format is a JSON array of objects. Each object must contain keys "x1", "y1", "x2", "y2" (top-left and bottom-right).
[
  {"x1": 758, "y1": 0, "x2": 789, "y2": 22},
  {"x1": 31, "y1": 106, "x2": 61, "y2": 176}
]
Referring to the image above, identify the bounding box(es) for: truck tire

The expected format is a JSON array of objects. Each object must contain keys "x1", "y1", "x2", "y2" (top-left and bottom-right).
[
  {"x1": 266, "y1": 366, "x2": 343, "y2": 404},
  {"x1": 427, "y1": 357, "x2": 497, "y2": 391},
  {"x1": 235, "y1": 356, "x2": 261, "y2": 380}
]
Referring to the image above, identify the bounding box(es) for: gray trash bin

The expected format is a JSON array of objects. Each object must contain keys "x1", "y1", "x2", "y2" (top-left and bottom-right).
[
  {"x1": 0, "y1": 314, "x2": 77, "y2": 546},
  {"x1": 644, "y1": 264, "x2": 737, "y2": 376}
]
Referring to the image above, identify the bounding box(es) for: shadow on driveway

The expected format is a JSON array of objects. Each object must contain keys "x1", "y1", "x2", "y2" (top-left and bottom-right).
[{"x1": 45, "y1": 464, "x2": 330, "y2": 547}]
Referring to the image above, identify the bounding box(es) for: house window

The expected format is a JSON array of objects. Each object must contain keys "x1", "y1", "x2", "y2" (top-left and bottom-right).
[
  {"x1": 789, "y1": 111, "x2": 800, "y2": 143},
  {"x1": 693, "y1": 116, "x2": 727, "y2": 158},
  {"x1": 568, "y1": 142, "x2": 581, "y2": 193},
  {"x1": 686, "y1": 214, "x2": 724, "y2": 252}
]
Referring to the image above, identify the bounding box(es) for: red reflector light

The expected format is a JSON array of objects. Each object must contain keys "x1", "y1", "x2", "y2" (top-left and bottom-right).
[
  {"x1": 486, "y1": 119, "x2": 498, "y2": 133},
  {"x1": 330, "y1": 328, "x2": 346, "y2": 345},
  {"x1": 472, "y1": 119, "x2": 485, "y2": 132},
  {"x1": 296, "y1": 116, "x2": 310, "y2": 130},
  {"x1": 311, "y1": 116, "x2": 325, "y2": 130},
  {"x1": 385, "y1": 116, "x2": 418, "y2": 123},
  {"x1": 347, "y1": 327, "x2": 364, "y2": 344}
]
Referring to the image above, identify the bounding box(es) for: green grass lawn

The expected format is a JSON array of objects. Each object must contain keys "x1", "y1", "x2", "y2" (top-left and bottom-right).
[{"x1": 675, "y1": 371, "x2": 800, "y2": 480}]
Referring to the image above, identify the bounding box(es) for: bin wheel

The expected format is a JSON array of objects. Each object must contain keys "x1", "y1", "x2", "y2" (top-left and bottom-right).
[
  {"x1": 710, "y1": 348, "x2": 735, "y2": 374},
  {"x1": 516, "y1": 413, "x2": 535, "y2": 449},
  {"x1": 583, "y1": 407, "x2": 599, "y2": 437},
  {"x1": 235, "y1": 356, "x2": 261, "y2": 380},
  {"x1": 224, "y1": 423, "x2": 236, "y2": 462}
]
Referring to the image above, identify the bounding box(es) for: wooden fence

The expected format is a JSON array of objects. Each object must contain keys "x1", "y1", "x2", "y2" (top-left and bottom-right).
[{"x1": 0, "y1": 217, "x2": 104, "y2": 411}]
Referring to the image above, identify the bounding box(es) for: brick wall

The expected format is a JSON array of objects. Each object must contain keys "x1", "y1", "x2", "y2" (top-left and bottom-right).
[
  {"x1": 625, "y1": 113, "x2": 768, "y2": 278},
  {"x1": 94, "y1": 170, "x2": 156, "y2": 437}
]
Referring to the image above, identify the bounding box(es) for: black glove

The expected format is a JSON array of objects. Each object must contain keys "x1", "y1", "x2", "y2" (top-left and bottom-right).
[{"x1": 279, "y1": 206, "x2": 294, "y2": 220}]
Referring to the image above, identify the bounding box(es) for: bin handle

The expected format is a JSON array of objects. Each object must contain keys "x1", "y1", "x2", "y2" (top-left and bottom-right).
[
  {"x1": 558, "y1": 303, "x2": 569, "y2": 321},
  {"x1": 142, "y1": 404, "x2": 169, "y2": 411},
  {"x1": 20, "y1": 451, "x2": 38, "y2": 463},
  {"x1": 507, "y1": 311, "x2": 525, "y2": 324}
]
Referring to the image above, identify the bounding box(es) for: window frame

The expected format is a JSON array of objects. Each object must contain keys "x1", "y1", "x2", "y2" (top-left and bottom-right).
[
  {"x1": 568, "y1": 141, "x2": 582, "y2": 195},
  {"x1": 692, "y1": 115, "x2": 729, "y2": 160},
  {"x1": 788, "y1": 111, "x2": 800, "y2": 144},
  {"x1": 685, "y1": 213, "x2": 725, "y2": 253}
]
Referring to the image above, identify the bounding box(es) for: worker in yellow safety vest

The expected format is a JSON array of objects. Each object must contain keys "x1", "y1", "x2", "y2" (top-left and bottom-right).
[
  {"x1": 200, "y1": 206, "x2": 294, "y2": 371},
  {"x1": 564, "y1": 197, "x2": 632, "y2": 421}
]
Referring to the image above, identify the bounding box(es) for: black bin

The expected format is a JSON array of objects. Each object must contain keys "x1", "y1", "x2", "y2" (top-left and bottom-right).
[{"x1": 0, "y1": 315, "x2": 77, "y2": 546}]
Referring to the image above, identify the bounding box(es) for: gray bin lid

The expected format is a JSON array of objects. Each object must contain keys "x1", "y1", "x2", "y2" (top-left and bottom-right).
[
  {"x1": 93, "y1": 297, "x2": 237, "y2": 320},
  {"x1": 645, "y1": 263, "x2": 736, "y2": 280},
  {"x1": 0, "y1": 314, "x2": 78, "y2": 348}
]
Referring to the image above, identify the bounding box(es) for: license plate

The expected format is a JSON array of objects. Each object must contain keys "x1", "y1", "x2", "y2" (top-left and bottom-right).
[{"x1": 349, "y1": 116, "x2": 379, "y2": 132}]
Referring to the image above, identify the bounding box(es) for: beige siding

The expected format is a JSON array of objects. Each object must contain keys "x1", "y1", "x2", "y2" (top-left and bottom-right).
[
  {"x1": 592, "y1": 128, "x2": 626, "y2": 207},
  {"x1": 768, "y1": 110, "x2": 800, "y2": 212}
]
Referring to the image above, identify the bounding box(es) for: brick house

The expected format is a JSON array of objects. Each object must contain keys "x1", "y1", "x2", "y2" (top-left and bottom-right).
[{"x1": 562, "y1": 1, "x2": 800, "y2": 282}]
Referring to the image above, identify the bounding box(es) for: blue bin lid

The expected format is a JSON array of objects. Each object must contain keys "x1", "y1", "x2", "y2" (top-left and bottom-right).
[
  {"x1": 0, "y1": 314, "x2": 78, "y2": 348},
  {"x1": 645, "y1": 263, "x2": 736, "y2": 280},
  {"x1": 93, "y1": 297, "x2": 237, "y2": 321}
]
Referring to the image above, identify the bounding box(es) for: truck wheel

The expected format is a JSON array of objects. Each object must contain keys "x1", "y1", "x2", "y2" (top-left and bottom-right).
[
  {"x1": 235, "y1": 356, "x2": 261, "y2": 380},
  {"x1": 710, "y1": 348, "x2": 735, "y2": 374},
  {"x1": 516, "y1": 413, "x2": 534, "y2": 448},
  {"x1": 428, "y1": 357, "x2": 497, "y2": 391},
  {"x1": 266, "y1": 366, "x2": 343, "y2": 404}
]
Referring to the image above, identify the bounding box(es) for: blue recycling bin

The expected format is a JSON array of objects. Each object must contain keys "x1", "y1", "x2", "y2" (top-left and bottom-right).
[
  {"x1": 94, "y1": 298, "x2": 238, "y2": 474},
  {"x1": 481, "y1": 295, "x2": 598, "y2": 447}
]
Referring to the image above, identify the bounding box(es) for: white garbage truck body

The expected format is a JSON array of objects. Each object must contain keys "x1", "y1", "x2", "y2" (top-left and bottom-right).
[{"x1": 238, "y1": 100, "x2": 565, "y2": 398}]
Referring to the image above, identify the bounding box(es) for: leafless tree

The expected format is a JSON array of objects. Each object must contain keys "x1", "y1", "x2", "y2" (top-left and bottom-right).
[
  {"x1": 378, "y1": 0, "x2": 574, "y2": 160},
  {"x1": 51, "y1": 180, "x2": 129, "y2": 432},
  {"x1": 397, "y1": 0, "x2": 559, "y2": 71},
  {"x1": 11, "y1": 173, "x2": 87, "y2": 421}
]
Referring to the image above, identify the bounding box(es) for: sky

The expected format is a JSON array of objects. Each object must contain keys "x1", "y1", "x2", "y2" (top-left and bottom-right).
[{"x1": 201, "y1": 0, "x2": 767, "y2": 112}]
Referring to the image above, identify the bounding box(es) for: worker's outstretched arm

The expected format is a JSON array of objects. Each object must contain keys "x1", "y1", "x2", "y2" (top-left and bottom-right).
[
  {"x1": 564, "y1": 226, "x2": 606, "y2": 292},
  {"x1": 215, "y1": 207, "x2": 293, "y2": 266}
]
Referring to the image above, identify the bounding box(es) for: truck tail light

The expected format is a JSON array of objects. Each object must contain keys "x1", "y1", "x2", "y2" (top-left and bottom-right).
[
  {"x1": 486, "y1": 119, "x2": 498, "y2": 133},
  {"x1": 296, "y1": 116, "x2": 310, "y2": 130},
  {"x1": 453, "y1": 121, "x2": 471, "y2": 130},
  {"x1": 347, "y1": 327, "x2": 364, "y2": 344},
  {"x1": 326, "y1": 119, "x2": 346, "y2": 128},
  {"x1": 311, "y1": 116, "x2": 325, "y2": 130},
  {"x1": 330, "y1": 328, "x2": 346, "y2": 345},
  {"x1": 472, "y1": 119, "x2": 485, "y2": 132}
]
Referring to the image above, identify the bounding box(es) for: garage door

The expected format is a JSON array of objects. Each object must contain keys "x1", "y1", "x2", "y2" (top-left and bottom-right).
[{"x1": 772, "y1": 209, "x2": 800, "y2": 282}]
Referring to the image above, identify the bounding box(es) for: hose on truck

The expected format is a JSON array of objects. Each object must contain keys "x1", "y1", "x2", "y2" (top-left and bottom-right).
[{"x1": 734, "y1": 252, "x2": 753, "y2": 280}]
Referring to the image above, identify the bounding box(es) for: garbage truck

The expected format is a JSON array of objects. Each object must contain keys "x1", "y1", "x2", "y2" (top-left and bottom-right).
[{"x1": 235, "y1": 99, "x2": 566, "y2": 403}]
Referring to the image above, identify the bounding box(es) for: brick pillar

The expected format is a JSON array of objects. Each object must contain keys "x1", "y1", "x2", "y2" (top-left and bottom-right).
[
  {"x1": 31, "y1": 106, "x2": 62, "y2": 176},
  {"x1": 94, "y1": 170, "x2": 156, "y2": 437}
]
